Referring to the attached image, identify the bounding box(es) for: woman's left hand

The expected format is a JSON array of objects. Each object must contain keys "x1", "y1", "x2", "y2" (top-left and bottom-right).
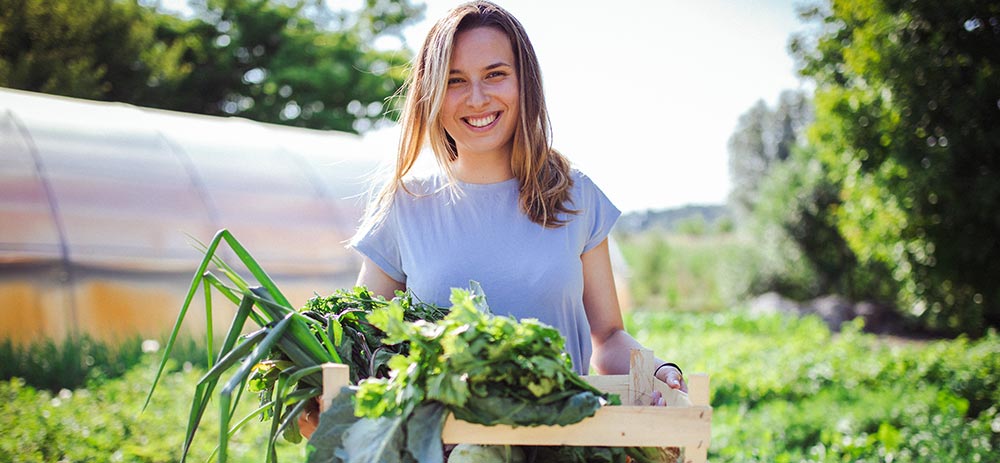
[{"x1": 651, "y1": 365, "x2": 687, "y2": 406}]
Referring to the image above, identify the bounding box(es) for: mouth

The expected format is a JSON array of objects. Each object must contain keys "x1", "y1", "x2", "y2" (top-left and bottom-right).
[{"x1": 463, "y1": 112, "x2": 500, "y2": 129}]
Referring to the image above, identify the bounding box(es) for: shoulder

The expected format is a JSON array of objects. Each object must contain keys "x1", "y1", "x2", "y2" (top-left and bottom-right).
[
  {"x1": 570, "y1": 168, "x2": 592, "y2": 185},
  {"x1": 400, "y1": 171, "x2": 449, "y2": 197},
  {"x1": 568, "y1": 168, "x2": 602, "y2": 198}
]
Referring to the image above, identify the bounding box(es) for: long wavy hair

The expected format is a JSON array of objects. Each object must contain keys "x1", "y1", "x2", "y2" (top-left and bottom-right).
[{"x1": 359, "y1": 0, "x2": 576, "y2": 231}]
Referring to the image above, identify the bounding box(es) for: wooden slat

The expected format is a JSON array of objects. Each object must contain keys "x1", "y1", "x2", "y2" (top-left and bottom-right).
[
  {"x1": 320, "y1": 363, "x2": 350, "y2": 412},
  {"x1": 686, "y1": 374, "x2": 710, "y2": 407},
  {"x1": 440, "y1": 405, "x2": 712, "y2": 447},
  {"x1": 630, "y1": 348, "x2": 657, "y2": 405},
  {"x1": 581, "y1": 374, "x2": 629, "y2": 397}
]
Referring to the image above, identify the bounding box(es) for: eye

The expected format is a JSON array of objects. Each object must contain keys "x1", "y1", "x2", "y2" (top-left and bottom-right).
[
  {"x1": 486, "y1": 70, "x2": 508, "y2": 80},
  {"x1": 447, "y1": 76, "x2": 466, "y2": 85}
]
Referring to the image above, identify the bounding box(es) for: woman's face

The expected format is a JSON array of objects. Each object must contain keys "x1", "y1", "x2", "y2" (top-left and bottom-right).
[{"x1": 441, "y1": 26, "x2": 520, "y2": 160}]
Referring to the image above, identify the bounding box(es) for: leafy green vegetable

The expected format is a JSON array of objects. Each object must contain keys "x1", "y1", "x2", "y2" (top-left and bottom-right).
[
  {"x1": 145, "y1": 230, "x2": 449, "y2": 463},
  {"x1": 355, "y1": 287, "x2": 608, "y2": 426},
  {"x1": 308, "y1": 285, "x2": 614, "y2": 463},
  {"x1": 305, "y1": 387, "x2": 360, "y2": 463}
]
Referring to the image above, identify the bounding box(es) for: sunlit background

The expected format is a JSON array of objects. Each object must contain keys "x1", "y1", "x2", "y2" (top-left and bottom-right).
[
  {"x1": 159, "y1": 0, "x2": 809, "y2": 212},
  {"x1": 3, "y1": 1, "x2": 998, "y2": 462}
]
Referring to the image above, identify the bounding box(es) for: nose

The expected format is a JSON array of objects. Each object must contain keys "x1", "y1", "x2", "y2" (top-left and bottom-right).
[{"x1": 468, "y1": 81, "x2": 489, "y2": 108}]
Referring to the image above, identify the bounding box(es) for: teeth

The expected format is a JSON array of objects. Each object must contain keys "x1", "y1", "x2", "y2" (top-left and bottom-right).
[{"x1": 466, "y1": 113, "x2": 497, "y2": 128}]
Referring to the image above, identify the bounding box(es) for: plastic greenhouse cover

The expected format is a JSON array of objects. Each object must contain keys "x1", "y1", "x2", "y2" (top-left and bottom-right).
[{"x1": 0, "y1": 88, "x2": 386, "y2": 275}]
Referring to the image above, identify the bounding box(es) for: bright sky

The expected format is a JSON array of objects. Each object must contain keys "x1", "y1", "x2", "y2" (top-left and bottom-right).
[
  {"x1": 161, "y1": 0, "x2": 813, "y2": 212},
  {"x1": 383, "y1": 0, "x2": 813, "y2": 212}
]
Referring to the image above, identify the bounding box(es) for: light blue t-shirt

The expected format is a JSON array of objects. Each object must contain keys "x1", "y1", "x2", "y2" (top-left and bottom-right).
[{"x1": 351, "y1": 169, "x2": 620, "y2": 374}]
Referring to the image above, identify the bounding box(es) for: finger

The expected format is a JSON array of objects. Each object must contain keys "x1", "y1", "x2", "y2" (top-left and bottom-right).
[
  {"x1": 650, "y1": 390, "x2": 662, "y2": 406},
  {"x1": 666, "y1": 370, "x2": 683, "y2": 390}
]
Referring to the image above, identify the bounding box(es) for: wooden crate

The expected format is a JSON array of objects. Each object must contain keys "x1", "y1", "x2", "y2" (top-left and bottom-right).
[{"x1": 321, "y1": 349, "x2": 712, "y2": 463}]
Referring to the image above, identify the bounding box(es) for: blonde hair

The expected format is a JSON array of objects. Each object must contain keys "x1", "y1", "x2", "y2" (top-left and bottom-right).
[{"x1": 360, "y1": 0, "x2": 575, "y2": 231}]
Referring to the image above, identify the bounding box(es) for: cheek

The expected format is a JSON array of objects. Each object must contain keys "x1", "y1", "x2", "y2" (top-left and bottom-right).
[
  {"x1": 502, "y1": 82, "x2": 520, "y2": 112},
  {"x1": 441, "y1": 93, "x2": 460, "y2": 118}
]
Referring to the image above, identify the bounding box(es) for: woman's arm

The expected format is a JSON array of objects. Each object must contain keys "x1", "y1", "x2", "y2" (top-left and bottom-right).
[
  {"x1": 582, "y1": 238, "x2": 686, "y2": 396},
  {"x1": 356, "y1": 256, "x2": 406, "y2": 298}
]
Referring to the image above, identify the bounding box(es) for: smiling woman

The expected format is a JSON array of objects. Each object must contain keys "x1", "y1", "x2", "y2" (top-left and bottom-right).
[{"x1": 297, "y1": 2, "x2": 686, "y2": 442}]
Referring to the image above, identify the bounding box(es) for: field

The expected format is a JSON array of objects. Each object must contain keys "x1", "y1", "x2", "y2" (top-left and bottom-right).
[
  {"x1": 1, "y1": 233, "x2": 998, "y2": 462},
  {"x1": 2, "y1": 313, "x2": 997, "y2": 462}
]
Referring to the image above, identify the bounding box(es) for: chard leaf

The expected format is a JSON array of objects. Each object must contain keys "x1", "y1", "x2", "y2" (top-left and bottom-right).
[
  {"x1": 341, "y1": 415, "x2": 413, "y2": 463},
  {"x1": 404, "y1": 402, "x2": 447, "y2": 463},
  {"x1": 452, "y1": 391, "x2": 603, "y2": 427},
  {"x1": 306, "y1": 388, "x2": 358, "y2": 463}
]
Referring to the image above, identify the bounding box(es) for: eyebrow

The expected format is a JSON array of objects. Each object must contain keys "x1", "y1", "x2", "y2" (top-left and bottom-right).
[{"x1": 449, "y1": 62, "x2": 513, "y2": 74}]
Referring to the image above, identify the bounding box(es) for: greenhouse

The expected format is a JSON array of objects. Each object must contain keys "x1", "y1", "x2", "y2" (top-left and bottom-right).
[{"x1": 0, "y1": 88, "x2": 386, "y2": 344}]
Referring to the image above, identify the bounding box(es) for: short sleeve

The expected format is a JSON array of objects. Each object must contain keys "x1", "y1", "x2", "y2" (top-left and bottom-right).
[
  {"x1": 578, "y1": 173, "x2": 621, "y2": 253},
  {"x1": 350, "y1": 207, "x2": 406, "y2": 283}
]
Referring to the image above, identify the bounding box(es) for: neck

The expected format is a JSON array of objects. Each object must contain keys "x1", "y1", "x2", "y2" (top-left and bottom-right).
[{"x1": 451, "y1": 146, "x2": 515, "y2": 184}]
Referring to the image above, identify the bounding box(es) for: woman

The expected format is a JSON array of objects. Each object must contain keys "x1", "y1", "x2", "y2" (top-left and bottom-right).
[{"x1": 300, "y1": 0, "x2": 685, "y2": 438}]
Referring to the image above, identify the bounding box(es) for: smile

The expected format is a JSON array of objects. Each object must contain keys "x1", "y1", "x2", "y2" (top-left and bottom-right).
[{"x1": 464, "y1": 112, "x2": 499, "y2": 128}]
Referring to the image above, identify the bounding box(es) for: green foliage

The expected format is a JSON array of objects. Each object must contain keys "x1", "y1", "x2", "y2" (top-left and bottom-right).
[
  {"x1": 0, "y1": 0, "x2": 420, "y2": 132},
  {"x1": 0, "y1": 354, "x2": 304, "y2": 463},
  {"x1": 355, "y1": 288, "x2": 606, "y2": 425},
  {"x1": 725, "y1": 91, "x2": 859, "y2": 302},
  {"x1": 793, "y1": 0, "x2": 1000, "y2": 334},
  {"x1": 0, "y1": 334, "x2": 206, "y2": 392},
  {"x1": 145, "y1": 0, "x2": 419, "y2": 131},
  {"x1": 627, "y1": 310, "x2": 1000, "y2": 462},
  {"x1": 616, "y1": 232, "x2": 760, "y2": 312},
  {"x1": 0, "y1": 0, "x2": 167, "y2": 98},
  {"x1": 749, "y1": 145, "x2": 898, "y2": 302},
  {"x1": 313, "y1": 288, "x2": 661, "y2": 463},
  {"x1": 4, "y1": 311, "x2": 996, "y2": 462}
]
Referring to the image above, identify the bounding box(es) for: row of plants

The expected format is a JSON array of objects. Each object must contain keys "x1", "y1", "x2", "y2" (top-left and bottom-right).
[
  {"x1": 0, "y1": 334, "x2": 208, "y2": 393},
  {"x1": 627, "y1": 310, "x2": 1000, "y2": 462},
  {"x1": 2, "y1": 308, "x2": 996, "y2": 462}
]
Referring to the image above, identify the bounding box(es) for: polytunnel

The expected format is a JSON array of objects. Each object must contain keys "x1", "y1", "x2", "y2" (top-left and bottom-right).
[{"x1": 0, "y1": 88, "x2": 390, "y2": 344}]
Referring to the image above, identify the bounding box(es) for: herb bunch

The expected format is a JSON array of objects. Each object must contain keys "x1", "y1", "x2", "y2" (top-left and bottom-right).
[
  {"x1": 356, "y1": 287, "x2": 609, "y2": 426},
  {"x1": 307, "y1": 286, "x2": 612, "y2": 463}
]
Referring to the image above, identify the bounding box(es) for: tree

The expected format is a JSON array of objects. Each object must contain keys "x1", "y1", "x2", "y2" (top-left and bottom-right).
[
  {"x1": 793, "y1": 0, "x2": 1000, "y2": 335},
  {"x1": 0, "y1": 0, "x2": 182, "y2": 99},
  {"x1": 728, "y1": 90, "x2": 812, "y2": 217},
  {"x1": 0, "y1": 0, "x2": 422, "y2": 132},
  {"x1": 137, "y1": 0, "x2": 421, "y2": 132}
]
